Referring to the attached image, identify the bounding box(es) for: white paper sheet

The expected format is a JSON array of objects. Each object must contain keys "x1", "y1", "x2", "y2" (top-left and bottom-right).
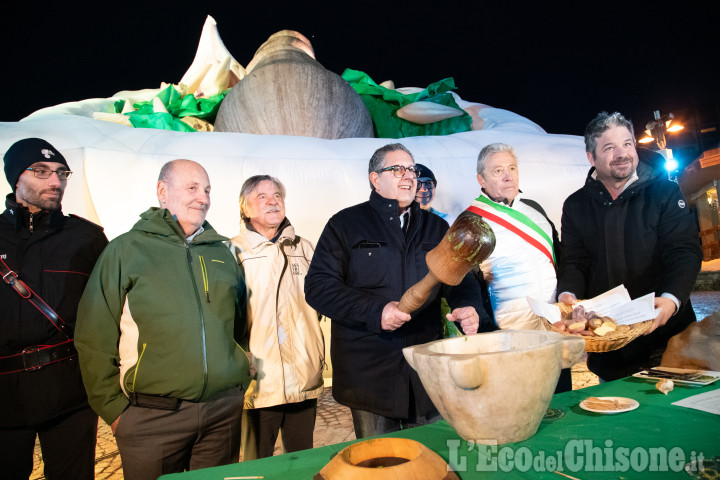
[
  {"x1": 526, "y1": 296, "x2": 562, "y2": 324},
  {"x1": 672, "y1": 389, "x2": 720, "y2": 416},
  {"x1": 576, "y1": 285, "x2": 632, "y2": 313},
  {"x1": 527, "y1": 285, "x2": 659, "y2": 325},
  {"x1": 604, "y1": 293, "x2": 661, "y2": 325}
]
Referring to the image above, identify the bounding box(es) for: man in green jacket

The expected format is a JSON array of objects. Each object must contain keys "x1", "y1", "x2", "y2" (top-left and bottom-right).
[{"x1": 75, "y1": 159, "x2": 252, "y2": 480}]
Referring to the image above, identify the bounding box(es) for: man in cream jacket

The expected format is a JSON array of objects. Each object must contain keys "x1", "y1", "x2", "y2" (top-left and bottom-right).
[{"x1": 230, "y1": 175, "x2": 324, "y2": 459}]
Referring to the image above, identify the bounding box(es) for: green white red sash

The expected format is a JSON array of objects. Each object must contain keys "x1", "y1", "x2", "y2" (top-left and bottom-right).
[{"x1": 466, "y1": 195, "x2": 555, "y2": 266}]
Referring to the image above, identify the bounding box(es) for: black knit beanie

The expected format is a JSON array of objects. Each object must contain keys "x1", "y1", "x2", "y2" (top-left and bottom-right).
[
  {"x1": 3, "y1": 138, "x2": 69, "y2": 192},
  {"x1": 415, "y1": 163, "x2": 437, "y2": 186}
]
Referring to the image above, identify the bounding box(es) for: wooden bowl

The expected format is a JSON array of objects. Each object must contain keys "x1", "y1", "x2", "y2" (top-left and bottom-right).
[{"x1": 315, "y1": 438, "x2": 458, "y2": 480}]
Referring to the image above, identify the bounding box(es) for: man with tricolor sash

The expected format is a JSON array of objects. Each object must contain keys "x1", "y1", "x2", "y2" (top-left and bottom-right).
[{"x1": 470, "y1": 143, "x2": 571, "y2": 392}]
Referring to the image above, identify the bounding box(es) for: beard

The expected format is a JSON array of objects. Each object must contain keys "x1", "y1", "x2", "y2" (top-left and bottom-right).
[
  {"x1": 609, "y1": 155, "x2": 636, "y2": 180},
  {"x1": 15, "y1": 186, "x2": 64, "y2": 211}
]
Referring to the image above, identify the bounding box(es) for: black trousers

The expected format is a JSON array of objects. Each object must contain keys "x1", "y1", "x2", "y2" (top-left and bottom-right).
[
  {"x1": 0, "y1": 405, "x2": 97, "y2": 480},
  {"x1": 249, "y1": 399, "x2": 317, "y2": 458},
  {"x1": 555, "y1": 368, "x2": 573, "y2": 393}
]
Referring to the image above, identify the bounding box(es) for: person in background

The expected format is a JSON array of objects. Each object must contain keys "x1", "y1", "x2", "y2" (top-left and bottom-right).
[
  {"x1": 230, "y1": 175, "x2": 324, "y2": 459},
  {"x1": 558, "y1": 111, "x2": 702, "y2": 381},
  {"x1": 469, "y1": 142, "x2": 570, "y2": 392},
  {"x1": 305, "y1": 143, "x2": 494, "y2": 439},
  {"x1": 0, "y1": 138, "x2": 108, "y2": 479},
  {"x1": 414, "y1": 163, "x2": 447, "y2": 219},
  {"x1": 75, "y1": 159, "x2": 251, "y2": 480}
]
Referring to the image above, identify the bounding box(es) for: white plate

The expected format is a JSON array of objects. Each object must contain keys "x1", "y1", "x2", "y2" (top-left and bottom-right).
[
  {"x1": 579, "y1": 396, "x2": 639, "y2": 414},
  {"x1": 632, "y1": 367, "x2": 720, "y2": 386}
]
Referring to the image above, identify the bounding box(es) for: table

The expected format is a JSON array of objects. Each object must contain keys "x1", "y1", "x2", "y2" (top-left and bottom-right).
[{"x1": 160, "y1": 377, "x2": 719, "y2": 479}]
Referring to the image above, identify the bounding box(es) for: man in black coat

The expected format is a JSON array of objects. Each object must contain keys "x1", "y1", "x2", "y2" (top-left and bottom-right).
[
  {"x1": 557, "y1": 112, "x2": 702, "y2": 381},
  {"x1": 305, "y1": 143, "x2": 495, "y2": 438},
  {"x1": 0, "y1": 138, "x2": 108, "y2": 479}
]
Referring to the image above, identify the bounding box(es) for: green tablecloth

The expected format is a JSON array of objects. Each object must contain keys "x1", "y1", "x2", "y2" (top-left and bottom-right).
[{"x1": 161, "y1": 377, "x2": 719, "y2": 479}]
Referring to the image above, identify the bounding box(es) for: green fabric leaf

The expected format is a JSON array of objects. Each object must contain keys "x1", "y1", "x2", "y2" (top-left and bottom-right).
[
  {"x1": 127, "y1": 112, "x2": 196, "y2": 132},
  {"x1": 112, "y1": 99, "x2": 126, "y2": 113},
  {"x1": 341, "y1": 69, "x2": 472, "y2": 138},
  {"x1": 122, "y1": 85, "x2": 228, "y2": 132}
]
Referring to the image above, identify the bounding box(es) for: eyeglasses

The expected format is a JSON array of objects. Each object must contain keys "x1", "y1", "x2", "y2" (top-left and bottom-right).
[
  {"x1": 25, "y1": 167, "x2": 73, "y2": 180},
  {"x1": 378, "y1": 165, "x2": 419, "y2": 178},
  {"x1": 417, "y1": 180, "x2": 435, "y2": 190}
]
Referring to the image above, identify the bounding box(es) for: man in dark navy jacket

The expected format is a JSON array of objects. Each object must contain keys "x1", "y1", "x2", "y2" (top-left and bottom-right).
[
  {"x1": 305, "y1": 143, "x2": 495, "y2": 438},
  {"x1": 558, "y1": 112, "x2": 702, "y2": 381}
]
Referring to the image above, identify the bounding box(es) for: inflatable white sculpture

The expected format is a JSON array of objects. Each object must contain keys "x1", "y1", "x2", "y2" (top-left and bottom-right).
[
  {"x1": 0, "y1": 17, "x2": 589, "y2": 244},
  {"x1": 0, "y1": 101, "x2": 588, "y2": 243}
]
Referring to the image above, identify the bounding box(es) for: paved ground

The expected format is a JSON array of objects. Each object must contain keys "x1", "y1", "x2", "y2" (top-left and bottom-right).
[
  {"x1": 30, "y1": 292, "x2": 719, "y2": 479},
  {"x1": 688, "y1": 290, "x2": 720, "y2": 320}
]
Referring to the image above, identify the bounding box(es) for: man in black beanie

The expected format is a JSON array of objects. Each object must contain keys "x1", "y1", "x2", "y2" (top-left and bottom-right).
[{"x1": 0, "y1": 138, "x2": 108, "y2": 479}]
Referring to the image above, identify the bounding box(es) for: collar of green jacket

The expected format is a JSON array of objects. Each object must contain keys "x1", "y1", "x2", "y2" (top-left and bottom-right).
[{"x1": 132, "y1": 207, "x2": 228, "y2": 244}]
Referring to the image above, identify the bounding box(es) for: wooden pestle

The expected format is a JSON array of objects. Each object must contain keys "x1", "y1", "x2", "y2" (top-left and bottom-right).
[{"x1": 398, "y1": 210, "x2": 496, "y2": 314}]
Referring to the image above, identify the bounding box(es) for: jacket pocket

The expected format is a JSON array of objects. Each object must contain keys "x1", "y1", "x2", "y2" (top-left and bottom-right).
[{"x1": 348, "y1": 241, "x2": 391, "y2": 289}]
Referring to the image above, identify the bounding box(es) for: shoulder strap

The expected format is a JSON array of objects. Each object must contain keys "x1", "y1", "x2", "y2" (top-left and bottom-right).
[
  {"x1": 0, "y1": 257, "x2": 72, "y2": 339},
  {"x1": 518, "y1": 198, "x2": 561, "y2": 272},
  {"x1": 518, "y1": 198, "x2": 547, "y2": 217}
]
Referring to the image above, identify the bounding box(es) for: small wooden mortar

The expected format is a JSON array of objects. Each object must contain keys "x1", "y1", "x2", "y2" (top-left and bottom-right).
[
  {"x1": 315, "y1": 437, "x2": 459, "y2": 479},
  {"x1": 398, "y1": 210, "x2": 495, "y2": 314}
]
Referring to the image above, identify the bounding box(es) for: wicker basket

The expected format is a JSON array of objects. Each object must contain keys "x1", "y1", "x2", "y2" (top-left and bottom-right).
[{"x1": 539, "y1": 303, "x2": 654, "y2": 353}]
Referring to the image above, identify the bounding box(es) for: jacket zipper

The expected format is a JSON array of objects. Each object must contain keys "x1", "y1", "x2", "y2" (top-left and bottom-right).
[
  {"x1": 277, "y1": 245, "x2": 289, "y2": 402},
  {"x1": 130, "y1": 343, "x2": 147, "y2": 392},
  {"x1": 185, "y1": 242, "x2": 209, "y2": 398},
  {"x1": 199, "y1": 255, "x2": 210, "y2": 303}
]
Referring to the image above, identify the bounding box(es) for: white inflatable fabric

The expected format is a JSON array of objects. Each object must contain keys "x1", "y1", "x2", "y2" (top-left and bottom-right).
[{"x1": 1, "y1": 95, "x2": 589, "y2": 243}]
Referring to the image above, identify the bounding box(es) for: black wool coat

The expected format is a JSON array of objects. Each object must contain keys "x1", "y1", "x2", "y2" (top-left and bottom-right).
[
  {"x1": 0, "y1": 195, "x2": 108, "y2": 426},
  {"x1": 557, "y1": 149, "x2": 702, "y2": 380},
  {"x1": 305, "y1": 191, "x2": 495, "y2": 419}
]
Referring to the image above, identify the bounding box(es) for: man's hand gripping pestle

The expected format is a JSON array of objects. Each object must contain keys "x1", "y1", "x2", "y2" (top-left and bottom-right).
[{"x1": 398, "y1": 210, "x2": 496, "y2": 314}]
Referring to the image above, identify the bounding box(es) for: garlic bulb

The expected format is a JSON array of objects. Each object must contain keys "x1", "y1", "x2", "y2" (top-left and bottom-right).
[{"x1": 656, "y1": 379, "x2": 674, "y2": 395}]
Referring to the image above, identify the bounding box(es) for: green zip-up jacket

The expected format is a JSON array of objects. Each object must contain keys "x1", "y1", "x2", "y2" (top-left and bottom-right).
[{"x1": 75, "y1": 207, "x2": 251, "y2": 425}]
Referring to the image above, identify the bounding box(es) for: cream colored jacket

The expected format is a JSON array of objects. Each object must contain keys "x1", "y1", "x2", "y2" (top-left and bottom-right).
[{"x1": 230, "y1": 221, "x2": 324, "y2": 409}]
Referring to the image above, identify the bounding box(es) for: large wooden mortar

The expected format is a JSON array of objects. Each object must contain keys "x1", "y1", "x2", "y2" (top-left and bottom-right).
[
  {"x1": 398, "y1": 210, "x2": 495, "y2": 313},
  {"x1": 215, "y1": 30, "x2": 374, "y2": 139}
]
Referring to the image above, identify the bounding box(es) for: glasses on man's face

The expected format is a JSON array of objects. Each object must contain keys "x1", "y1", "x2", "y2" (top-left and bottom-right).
[
  {"x1": 417, "y1": 179, "x2": 435, "y2": 190},
  {"x1": 378, "y1": 165, "x2": 419, "y2": 178},
  {"x1": 25, "y1": 167, "x2": 73, "y2": 180}
]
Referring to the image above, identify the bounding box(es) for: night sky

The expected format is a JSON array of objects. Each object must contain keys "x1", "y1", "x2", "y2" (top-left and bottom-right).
[{"x1": 2, "y1": 2, "x2": 718, "y2": 146}]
